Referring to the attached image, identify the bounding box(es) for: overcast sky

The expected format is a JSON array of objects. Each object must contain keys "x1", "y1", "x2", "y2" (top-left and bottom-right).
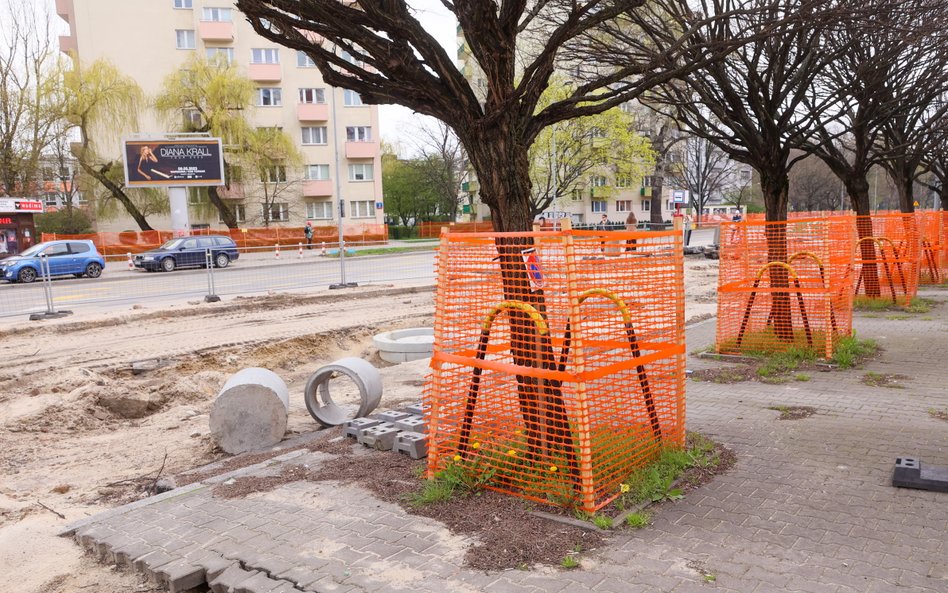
[{"x1": 377, "y1": 1, "x2": 458, "y2": 152}]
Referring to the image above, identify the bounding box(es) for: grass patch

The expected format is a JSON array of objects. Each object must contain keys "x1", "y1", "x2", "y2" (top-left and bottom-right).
[
  {"x1": 861, "y1": 372, "x2": 910, "y2": 389},
  {"x1": 591, "y1": 514, "x2": 613, "y2": 530},
  {"x1": 755, "y1": 346, "x2": 817, "y2": 380},
  {"x1": 794, "y1": 373, "x2": 811, "y2": 382},
  {"x1": 885, "y1": 314, "x2": 911, "y2": 320},
  {"x1": 766, "y1": 405, "x2": 817, "y2": 420},
  {"x1": 625, "y1": 511, "x2": 652, "y2": 529},
  {"x1": 853, "y1": 296, "x2": 936, "y2": 314},
  {"x1": 928, "y1": 409, "x2": 948, "y2": 422},
  {"x1": 689, "y1": 366, "x2": 756, "y2": 383},
  {"x1": 560, "y1": 549, "x2": 581, "y2": 569},
  {"x1": 831, "y1": 335, "x2": 879, "y2": 369},
  {"x1": 718, "y1": 327, "x2": 829, "y2": 357}
]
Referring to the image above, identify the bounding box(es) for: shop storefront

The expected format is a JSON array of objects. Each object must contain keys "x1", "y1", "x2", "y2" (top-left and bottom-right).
[{"x1": 0, "y1": 199, "x2": 44, "y2": 256}]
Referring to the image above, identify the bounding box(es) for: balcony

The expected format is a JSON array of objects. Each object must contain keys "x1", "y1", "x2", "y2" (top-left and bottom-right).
[
  {"x1": 59, "y1": 35, "x2": 77, "y2": 55},
  {"x1": 302, "y1": 180, "x2": 333, "y2": 197},
  {"x1": 297, "y1": 103, "x2": 329, "y2": 121},
  {"x1": 345, "y1": 141, "x2": 377, "y2": 159},
  {"x1": 199, "y1": 21, "x2": 234, "y2": 42},
  {"x1": 55, "y1": 0, "x2": 73, "y2": 21},
  {"x1": 248, "y1": 63, "x2": 281, "y2": 81}
]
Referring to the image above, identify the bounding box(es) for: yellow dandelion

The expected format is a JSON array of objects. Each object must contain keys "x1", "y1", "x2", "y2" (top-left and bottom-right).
[
  {"x1": 472, "y1": 442, "x2": 481, "y2": 449},
  {"x1": 506, "y1": 449, "x2": 516, "y2": 457},
  {"x1": 453, "y1": 455, "x2": 462, "y2": 462},
  {"x1": 620, "y1": 483, "x2": 631, "y2": 493},
  {"x1": 549, "y1": 465, "x2": 558, "y2": 473},
  {"x1": 514, "y1": 429, "x2": 522, "y2": 435}
]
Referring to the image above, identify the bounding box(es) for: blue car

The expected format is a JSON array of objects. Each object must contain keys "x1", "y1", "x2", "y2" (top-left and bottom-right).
[
  {"x1": 0, "y1": 240, "x2": 105, "y2": 283},
  {"x1": 133, "y1": 235, "x2": 240, "y2": 272}
]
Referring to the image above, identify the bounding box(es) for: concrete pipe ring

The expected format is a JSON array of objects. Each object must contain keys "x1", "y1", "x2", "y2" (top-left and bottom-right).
[{"x1": 304, "y1": 357, "x2": 383, "y2": 427}]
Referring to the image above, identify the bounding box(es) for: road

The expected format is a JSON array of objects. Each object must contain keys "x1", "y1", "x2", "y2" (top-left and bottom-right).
[{"x1": 0, "y1": 250, "x2": 437, "y2": 318}]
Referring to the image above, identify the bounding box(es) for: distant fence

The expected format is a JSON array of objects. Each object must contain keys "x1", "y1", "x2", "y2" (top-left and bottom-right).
[
  {"x1": 42, "y1": 224, "x2": 389, "y2": 256},
  {"x1": 417, "y1": 221, "x2": 495, "y2": 237}
]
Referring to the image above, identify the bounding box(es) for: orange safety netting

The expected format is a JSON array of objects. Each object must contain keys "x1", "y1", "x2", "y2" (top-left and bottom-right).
[
  {"x1": 418, "y1": 221, "x2": 495, "y2": 238},
  {"x1": 853, "y1": 214, "x2": 920, "y2": 305},
  {"x1": 716, "y1": 217, "x2": 855, "y2": 358},
  {"x1": 425, "y1": 228, "x2": 685, "y2": 512},
  {"x1": 42, "y1": 224, "x2": 388, "y2": 255},
  {"x1": 917, "y1": 211, "x2": 946, "y2": 285}
]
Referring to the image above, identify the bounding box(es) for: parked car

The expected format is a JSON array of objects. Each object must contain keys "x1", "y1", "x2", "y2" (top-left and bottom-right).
[
  {"x1": 134, "y1": 235, "x2": 240, "y2": 272},
  {"x1": 0, "y1": 240, "x2": 105, "y2": 283}
]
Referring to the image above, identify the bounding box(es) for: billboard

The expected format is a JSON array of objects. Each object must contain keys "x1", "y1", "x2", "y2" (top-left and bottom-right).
[
  {"x1": 0, "y1": 199, "x2": 44, "y2": 213},
  {"x1": 123, "y1": 138, "x2": 225, "y2": 187},
  {"x1": 671, "y1": 189, "x2": 689, "y2": 204}
]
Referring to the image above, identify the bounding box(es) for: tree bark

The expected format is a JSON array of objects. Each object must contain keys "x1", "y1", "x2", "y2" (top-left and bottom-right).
[
  {"x1": 650, "y1": 153, "x2": 665, "y2": 226},
  {"x1": 208, "y1": 185, "x2": 238, "y2": 229},
  {"x1": 845, "y1": 176, "x2": 882, "y2": 298},
  {"x1": 80, "y1": 160, "x2": 153, "y2": 231},
  {"x1": 760, "y1": 170, "x2": 792, "y2": 342}
]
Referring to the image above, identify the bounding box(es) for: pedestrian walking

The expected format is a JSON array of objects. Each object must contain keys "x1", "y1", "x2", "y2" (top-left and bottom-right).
[
  {"x1": 625, "y1": 211, "x2": 638, "y2": 252},
  {"x1": 304, "y1": 221, "x2": 314, "y2": 249}
]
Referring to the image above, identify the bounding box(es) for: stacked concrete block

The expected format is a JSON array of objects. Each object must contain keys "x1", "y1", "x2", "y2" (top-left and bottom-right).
[
  {"x1": 402, "y1": 402, "x2": 426, "y2": 416},
  {"x1": 394, "y1": 432, "x2": 429, "y2": 460},
  {"x1": 358, "y1": 423, "x2": 400, "y2": 451},
  {"x1": 343, "y1": 417, "x2": 383, "y2": 439},
  {"x1": 376, "y1": 410, "x2": 412, "y2": 424},
  {"x1": 394, "y1": 415, "x2": 426, "y2": 433}
]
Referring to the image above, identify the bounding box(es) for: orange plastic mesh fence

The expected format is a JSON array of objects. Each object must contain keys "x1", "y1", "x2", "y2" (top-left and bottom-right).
[
  {"x1": 42, "y1": 224, "x2": 388, "y2": 254},
  {"x1": 852, "y1": 214, "x2": 920, "y2": 305},
  {"x1": 917, "y1": 212, "x2": 945, "y2": 285},
  {"x1": 716, "y1": 217, "x2": 855, "y2": 358},
  {"x1": 418, "y1": 221, "x2": 495, "y2": 237},
  {"x1": 425, "y1": 229, "x2": 685, "y2": 512}
]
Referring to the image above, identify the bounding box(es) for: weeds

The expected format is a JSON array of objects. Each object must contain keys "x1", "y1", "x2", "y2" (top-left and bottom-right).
[
  {"x1": 755, "y1": 346, "x2": 817, "y2": 381},
  {"x1": 591, "y1": 515, "x2": 613, "y2": 530},
  {"x1": 766, "y1": 405, "x2": 817, "y2": 420},
  {"x1": 861, "y1": 372, "x2": 909, "y2": 389},
  {"x1": 560, "y1": 545, "x2": 582, "y2": 569},
  {"x1": 625, "y1": 511, "x2": 652, "y2": 529},
  {"x1": 794, "y1": 373, "x2": 811, "y2": 382},
  {"x1": 831, "y1": 335, "x2": 878, "y2": 369},
  {"x1": 928, "y1": 409, "x2": 948, "y2": 422},
  {"x1": 853, "y1": 296, "x2": 935, "y2": 314},
  {"x1": 886, "y1": 314, "x2": 911, "y2": 321}
]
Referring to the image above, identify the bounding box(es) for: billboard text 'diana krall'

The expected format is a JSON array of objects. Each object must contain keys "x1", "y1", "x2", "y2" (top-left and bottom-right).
[{"x1": 123, "y1": 138, "x2": 225, "y2": 187}]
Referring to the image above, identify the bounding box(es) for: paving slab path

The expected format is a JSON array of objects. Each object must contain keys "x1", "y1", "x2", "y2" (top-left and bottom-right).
[{"x1": 64, "y1": 289, "x2": 948, "y2": 593}]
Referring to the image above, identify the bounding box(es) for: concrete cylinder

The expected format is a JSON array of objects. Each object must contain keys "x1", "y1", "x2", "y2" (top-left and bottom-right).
[
  {"x1": 210, "y1": 367, "x2": 289, "y2": 454},
  {"x1": 304, "y1": 357, "x2": 382, "y2": 427}
]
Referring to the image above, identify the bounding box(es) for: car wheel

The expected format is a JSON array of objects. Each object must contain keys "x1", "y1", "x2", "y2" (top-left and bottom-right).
[
  {"x1": 161, "y1": 257, "x2": 176, "y2": 272},
  {"x1": 85, "y1": 262, "x2": 103, "y2": 278},
  {"x1": 214, "y1": 253, "x2": 230, "y2": 269},
  {"x1": 18, "y1": 267, "x2": 37, "y2": 283}
]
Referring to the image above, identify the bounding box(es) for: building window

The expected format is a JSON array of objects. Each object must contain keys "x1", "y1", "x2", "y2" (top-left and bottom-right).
[
  {"x1": 260, "y1": 165, "x2": 287, "y2": 183},
  {"x1": 297, "y1": 51, "x2": 316, "y2": 67},
  {"x1": 307, "y1": 201, "x2": 333, "y2": 219},
  {"x1": 257, "y1": 88, "x2": 282, "y2": 107},
  {"x1": 340, "y1": 50, "x2": 363, "y2": 67},
  {"x1": 220, "y1": 204, "x2": 245, "y2": 223},
  {"x1": 591, "y1": 200, "x2": 607, "y2": 213},
  {"x1": 642, "y1": 200, "x2": 651, "y2": 212},
  {"x1": 642, "y1": 176, "x2": 653, "y2": 187},
  {"x1": 590, "y1": 175, "x2": 607, "y2": 187},
  {"x1": 741, "y1": 169, "x2": 752, "y2": 181},
  {"x1": 343, "y1": 90, "x2": 363, "y2": 106},
  {"x1": 251, "y1": 48, "x2": 279, "y2": 64},
  {"x1": 348, "y1": 163, "x2": 373, "y2": 181},
  {"x1": 298, "y1": 88, "x2": 325, "y2": 104},
  {"x1": 201, "y1": 7, "x2": 232, "y2": 21},
  {"x1": 304, "y1": 164, "x2": 330, "y2": 180},
  {"x1": 350, "y1": 200, "x2": 375, "y2": 218},
  {"x1": 616, "y1": 200, "x2": 633, "y2": 212},
  {"x1": 206, "y1": 47, "x2": 234, "y2": 63},
  {"x1": 174, "y1": 0, "x2": 192, "y2": 9},
  {"x1": 346, "y1": 126, "x2": 372, "y2": 142},
  {"x1": 570, "y1": 189, "x2": 583, "y2": 202},
  {"x1": 301, "y1": 126, "x2": 327, "y2": 145},
  {"x1": 263, "y1": 202, "x2": 289, "y2": 222},
  {"x1": 616, "y1": 175, "x2": 632, "y2": 188},
  {"x1": 176, "y1": 30, "x2": 195, "y2": 50}
]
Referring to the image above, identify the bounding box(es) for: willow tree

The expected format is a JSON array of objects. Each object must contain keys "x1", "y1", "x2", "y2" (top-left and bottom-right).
[
  {"x1": 63, "y1": 60, "x2": 159, "y2": 231},
  {"x1": 154, "y1": 55, "x2": 256, "y2": 229}
]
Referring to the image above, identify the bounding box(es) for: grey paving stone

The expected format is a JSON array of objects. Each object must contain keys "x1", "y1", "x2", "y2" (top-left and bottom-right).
[
  {"x1": 208, "y1": 565, "x2": 259, "y2": 593},
  {"x1": 155, "y1": 559, "x2": 206, "y2": 593}
]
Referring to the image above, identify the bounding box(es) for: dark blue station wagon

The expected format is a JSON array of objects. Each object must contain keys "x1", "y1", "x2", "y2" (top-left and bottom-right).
[{"x1": 134, "y1": 235, "x2": 240, "y2": 272}]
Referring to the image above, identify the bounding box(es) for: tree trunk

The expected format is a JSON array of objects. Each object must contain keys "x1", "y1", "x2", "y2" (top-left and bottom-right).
[
  {"x1": 760, "y1": 170, "x2": 792, "y2": 342},
  {"x1": 80, "y1": 160, "x2": 153, "y2": 231},
  {"x1": 889, "y1": 163, "x2": 916, "y2": 214},
  {"x1": 650, "y1": 153, "x2": 665, "y2": 226},
  {"x1": 846, "y1": 176, "x2": 881, "y2": 298},
  {"x1": 208, "y1": 185, "x2": 238, "y2": 229}
]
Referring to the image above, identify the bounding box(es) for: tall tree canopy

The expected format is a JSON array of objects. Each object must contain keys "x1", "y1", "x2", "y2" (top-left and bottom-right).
[{"x1": 234, "y1": 0, "x2": 747, "y2": 232}]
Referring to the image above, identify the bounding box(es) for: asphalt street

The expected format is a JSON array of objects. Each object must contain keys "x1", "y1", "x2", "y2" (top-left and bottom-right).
[{"x1": 0, "y1": 250, "x2": 437, "y2": 318}]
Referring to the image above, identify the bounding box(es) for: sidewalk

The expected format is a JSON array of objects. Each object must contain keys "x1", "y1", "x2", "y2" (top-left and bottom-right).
[{"x1": 64, "y1": 289, "x2": 947, "y2": 593}]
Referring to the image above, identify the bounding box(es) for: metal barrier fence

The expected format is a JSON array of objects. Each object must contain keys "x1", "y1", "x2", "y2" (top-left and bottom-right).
[{"x1": 0, "y1": 240, "x2": 437, "y2": 320}]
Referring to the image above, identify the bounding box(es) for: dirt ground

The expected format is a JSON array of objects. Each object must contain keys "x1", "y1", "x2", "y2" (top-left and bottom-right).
[{"x1": 0, "y1": 257, "x2": 718, "y2": 593}]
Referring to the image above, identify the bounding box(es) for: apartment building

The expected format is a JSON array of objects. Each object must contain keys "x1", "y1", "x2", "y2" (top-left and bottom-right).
[{"x1": 56, "y1": 0, "x2": 384, "y2": 232}]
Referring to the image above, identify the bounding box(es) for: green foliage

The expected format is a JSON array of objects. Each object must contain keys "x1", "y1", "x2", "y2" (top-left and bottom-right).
[
  {"x1": 718, "y1": 327, "x2": 829, "y2": 358},
  {"x1": 34, "y1": 208, "x2": 93, "y2": 234},
  {"x1": 407, "y1": 452, "x2": 496, "y2": 507},
  {"x1": 853, "y1": 296, "x2": 934, "y2": 314},
  {"x1": 794, "y1": 373, "x2": 811, "y2": 382},
  {"x1": 905, "y1": 298, "x2": 935, "y2": 314},
  {"x1": 382, "y1": 152, "x2": 447, "y2": 227},
  {"x1": 832, "y1": 335, "x2": 878, "y2": 369},
  {"x1": 529, "y1": 79, "x2": 654, "y2": 215},
  {"x1": 755, "y1": 347, "x2": 817, "y2": 380},
  {"x1": 407, "y1": 479, "x2": 455, "y2": 507},
  {"x1": 591, "y1": 515, "x2": 613, "y2": 530},
  {"x1": 560, "y1": 554, "x2": 580, "y2": 569},
  {"x1": 625, "y1": 511, "x2": 652, "y2": 529}
]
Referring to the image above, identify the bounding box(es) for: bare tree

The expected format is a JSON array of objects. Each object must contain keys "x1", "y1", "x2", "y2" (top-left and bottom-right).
[
  {"x1": 671, "y1": 133, "x2": 736, "y2": 223},
  {"x1": 788, "y1": 152, "x2": 841, "y2": 212},
  {"x1": 0, "y1": 0, "x2": 63, "y2": 196},
  {"x1": 408, "y1": 120, "x2": 466, "y2": 220},
  {"x1": 636, "y1": 112, "x2": 684, "y2": 225}
]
